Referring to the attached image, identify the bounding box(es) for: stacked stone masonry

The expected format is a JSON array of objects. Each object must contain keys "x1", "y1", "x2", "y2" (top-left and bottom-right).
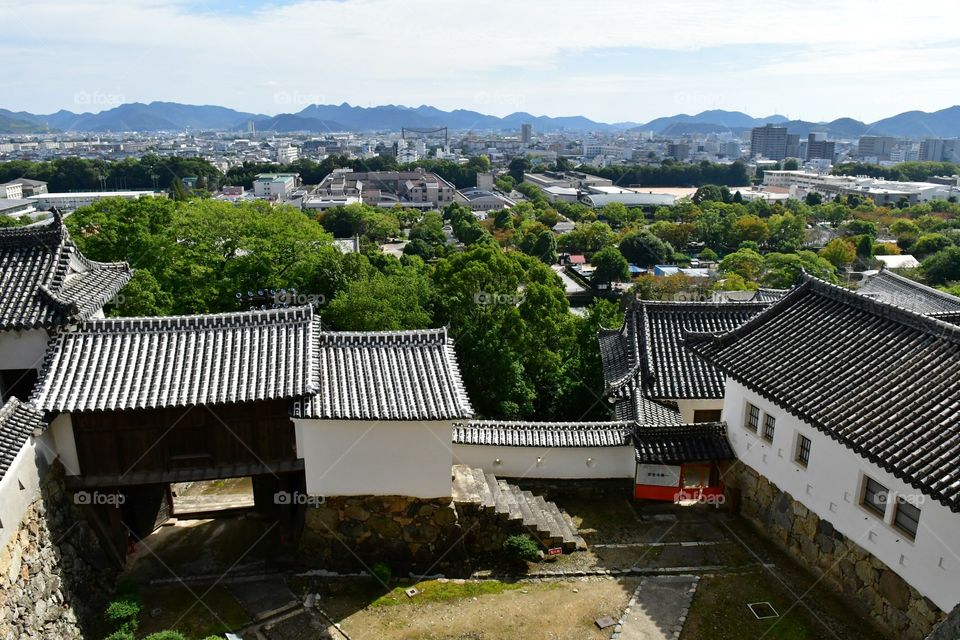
[
  {"x1": 0, "y1": 464, "x2": 115, "y2": 640},
  {"x1": 731, "y1": 463, "x2": 945, "y2": 640},
  {"x1": 301, "y1": 496, "x2": 465, "y2": 572}
]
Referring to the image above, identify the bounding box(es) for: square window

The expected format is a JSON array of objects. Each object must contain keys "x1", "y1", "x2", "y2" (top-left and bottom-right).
[
  {"x1": 745, "y1": 403, "x2": 760, "y2": 432},
  {"x1": 893, "y1": 497, "x2": 921, "y2": 539},
  {"x1": 862, "y1": 477, "x2": 888, "y2": 517},
  {"x1": 762, "y1": 414, "x2": 776, "y2": 442},
  {"x1": 796, "y1": 434, "x2": 811, "y2": 467}
]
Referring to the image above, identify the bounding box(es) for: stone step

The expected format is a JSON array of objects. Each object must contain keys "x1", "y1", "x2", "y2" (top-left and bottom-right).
[
  {"x1": 485, "y1": 473, "x2": 510, "y2": 517},
  {"x1": 471, "y1": 467, "x2": 495, "y2": 510},
  {"x1": 496, "y1": 479, "x2": 523, "y2": 522},
  {"x1": 451, "y1": 465, "x2": 587, "y2": 552}
]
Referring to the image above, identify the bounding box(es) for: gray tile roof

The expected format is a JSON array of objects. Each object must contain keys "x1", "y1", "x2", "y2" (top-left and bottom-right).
[
  {"x1": 32, "y1": 306, "x2": 319, "y2": 412},
  {"x1": 0, "y1": 214, "x2": 132, "y2": 331},
  {"x1": 453, "y1": 420, "x2": 633, "y2": 447},
  {"x1": 686, "y1": 274, "x2": 960, "y2": 511},
  {"x1": 0, "y1": 399, "x2": 44, "y2": 482},
  {"x1": 599, "y1": 300, "x2": 768, "y2": 401},
  {"x1": 857, "y1": 269, "x2": 960, "y2": 315},
  {"x1": 634, "y1": 422, "x2": 735, "y2": 465},
  {"x1": 294, "y1": 328, "x2": 474, "y2": 421}
]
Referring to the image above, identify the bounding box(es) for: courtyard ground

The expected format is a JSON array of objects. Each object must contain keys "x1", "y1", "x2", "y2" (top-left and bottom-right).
[{"x1": 116, "y1": 491, "x2": 891, "y2": 640}]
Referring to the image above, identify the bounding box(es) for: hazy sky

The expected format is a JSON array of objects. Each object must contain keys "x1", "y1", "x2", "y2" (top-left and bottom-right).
[{"x1": 2, "y1": 0, "x2": 959, "y2": 123}]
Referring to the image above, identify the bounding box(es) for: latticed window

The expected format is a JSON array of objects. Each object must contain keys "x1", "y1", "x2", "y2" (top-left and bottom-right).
[
  {"x1": 893, "y1": 497, "x2": 921, "y2": 539},
  {"x1": 762, "y1": 414, "x2": 776, "y2": 442},
  {"x1": 745, "y1": 403, "x2": 760, "y2": 432},
  {"x1": 796, "y1": 434, "x2": 811, "y2": 466},
  {"x1": 862, "y1": 477, "x2": 888, "y2": 517}
]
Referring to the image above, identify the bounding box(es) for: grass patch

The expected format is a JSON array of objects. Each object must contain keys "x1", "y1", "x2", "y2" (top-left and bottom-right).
[
  {"x1": 371, "y1": 580, "x2": 531, "y2": 607},
  {"x1": 682, "y1": 573, "x2": 840, "y2": 640}
]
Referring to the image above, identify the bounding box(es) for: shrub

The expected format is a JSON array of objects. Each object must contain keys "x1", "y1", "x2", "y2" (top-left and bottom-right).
[
  {"x1": 102, "y1": 631, "x2": 135, "y2": 640},
  {"x1": 503, "y1": 534, "x2": 540, "y2": 563},
  {"x1": 370, "y1": 562, "x2": 392, "y2": 584},
  {"x1": 143, "y1": 632, "x2": 188, "y2": 640},
  {"x1": 104, "y1": 595, "x2": 141, "y2": 633}
]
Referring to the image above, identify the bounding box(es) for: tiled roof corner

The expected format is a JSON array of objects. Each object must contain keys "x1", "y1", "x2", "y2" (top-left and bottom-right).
[
  {"x1": 0, "y1": 216, "x2": 132, "y2": 330},
  {"x1": 685, "y1": 273, "x2": 960, "y2": 511},
  {"x1": 0, "y1": 398, "x2": 45, "y2": 483}
]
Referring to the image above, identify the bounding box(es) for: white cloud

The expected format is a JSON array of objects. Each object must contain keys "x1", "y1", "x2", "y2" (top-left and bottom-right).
[{"x1": 1, "y1": 0, "x2": 958, "y2": 121}]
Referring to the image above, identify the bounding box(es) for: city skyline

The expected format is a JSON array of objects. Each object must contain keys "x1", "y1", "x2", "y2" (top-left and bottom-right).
[{"x1": 2, "y1": 0, "x2": 959, "y2": 122}]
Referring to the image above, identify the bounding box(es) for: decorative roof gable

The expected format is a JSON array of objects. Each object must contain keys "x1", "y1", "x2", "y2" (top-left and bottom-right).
[{"x1": 0, "y1": 214, "x2": 132, "y2": 331}]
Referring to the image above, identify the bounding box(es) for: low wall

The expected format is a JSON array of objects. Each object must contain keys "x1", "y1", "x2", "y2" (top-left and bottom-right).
[
  {"x1": 0, "y1": 462, "x2": 116, "y2": 640},
  {"x1": 730, "y1": 463, "x2": 944, "y2": 640},
  {"x1": 300, "y1": 495, "x2": 465, "y2": 573}
]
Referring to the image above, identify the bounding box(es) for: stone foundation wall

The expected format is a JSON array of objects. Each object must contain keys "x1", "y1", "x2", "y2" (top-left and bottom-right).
[
  {"x1": 926, "y1": 604, "x2": 960, "y2": 640},
  {"x1": 301, "y1": 496, "x2": 465, "y2": 573},
  {"x1": 730, "y1": 463, "x2": 944, "y2": 640},
  {"x1": 0, "y1": 463, "x2": 116, "y2": 640}
]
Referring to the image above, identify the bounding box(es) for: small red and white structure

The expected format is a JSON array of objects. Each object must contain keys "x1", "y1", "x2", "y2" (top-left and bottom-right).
[{"x1": 632, "y1": 424, "x2": 734, "y2": 503}]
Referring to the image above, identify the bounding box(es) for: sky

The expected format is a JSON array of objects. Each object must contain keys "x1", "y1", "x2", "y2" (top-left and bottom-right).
[{"x1": 2, "y1": 0, "x2": 959, "y2": 124}]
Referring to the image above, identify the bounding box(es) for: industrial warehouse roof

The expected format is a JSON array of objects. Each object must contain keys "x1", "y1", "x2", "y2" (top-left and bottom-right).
[
  {"x1": 685, "y1": 274, "x2": 960, "y2": 511},
  {"x1": 857, "y1": 268, "x2": 960, "y2": 315},
  {"x1": 453, "y1": 421, "x2": 633, "y2": 448},
  {"x1": 633, "y1": 423, "x2": 735, "y2": 465},
  {"x1": 0, "y1": 214, "x2": 132, "y2": 331},
  {"x1": 293, "y1": 328, "x2": 474, "y2": 421},
  {"x1": 0, "y1": 399, "x2": 44, "y2": 482},
  {"x1": 32, "y1": 306, "x2": 319, "y2": 412},
  {"x1": 599, "y1": 299, "x2": 768, "y2": 400}
]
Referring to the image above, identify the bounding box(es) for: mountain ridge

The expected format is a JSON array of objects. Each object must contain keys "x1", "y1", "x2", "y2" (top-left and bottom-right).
[{"x1": 1, "y1": 102, "x2": 959, "y2": 138}]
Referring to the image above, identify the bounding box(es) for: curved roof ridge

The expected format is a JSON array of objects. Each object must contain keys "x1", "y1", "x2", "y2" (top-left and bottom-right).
[
  {"x1": 864, "y1": 267, "x2": 960, "y2": 306},
  {"x1": 75, "y1": 305, "x2": 316, "y2": 333}
]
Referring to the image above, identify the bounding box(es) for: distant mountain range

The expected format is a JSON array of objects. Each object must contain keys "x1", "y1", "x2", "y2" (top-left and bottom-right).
[{"x1": 2, "y1": 101, "x2": 960, "y2": 139}]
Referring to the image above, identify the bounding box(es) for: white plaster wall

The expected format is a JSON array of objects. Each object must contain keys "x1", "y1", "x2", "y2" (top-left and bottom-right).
[
  {"x1": 0, "y1": 329, "x2": 49, "y2": 370},
  {"x1": 295, "y1": 419, "x2": 453, "y2": 498},
  {"x1": 49, "y1": 414, "x2": 80, "y2": 477},
  {"x1": 723, "y1": 379, "x2": 960, "y2": 612},
  {"x1": 674, "y1": 398, "x2": 724, "y2": 423},
  {"x1": 452, "y1": 444, "x2": 635, "y2": 479},
  {"x1": 0, "y1": 430, "x2": 56, "y2": 550}
]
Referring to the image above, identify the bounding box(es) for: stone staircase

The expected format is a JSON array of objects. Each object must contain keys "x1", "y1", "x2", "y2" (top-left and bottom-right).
[{"x1": 451, "y1": 465, "x2": 587, "y2": 553}]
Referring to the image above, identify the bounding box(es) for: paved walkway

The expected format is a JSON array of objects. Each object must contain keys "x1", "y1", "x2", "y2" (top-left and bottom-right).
[{"x1": 615, "y1": 575, "x2": 698, "y2": 640}]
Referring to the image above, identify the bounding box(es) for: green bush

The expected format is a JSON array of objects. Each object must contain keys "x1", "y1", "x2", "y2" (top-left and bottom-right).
[
  {"x1": 104, "y1": 595, "x2": 141, "y2": 633},
  {"x1": 503, "y1": 535, "x2": 540, "y2": 563},
  {"x1": 102, "y1": 631, "x2": 134, "y2": 640},
  {"x1": 370, "y1": 562, "x2": 392, "y2": 584},
  {"x1": 143, "y1": 632, "x2": 188, "y2": 640}
]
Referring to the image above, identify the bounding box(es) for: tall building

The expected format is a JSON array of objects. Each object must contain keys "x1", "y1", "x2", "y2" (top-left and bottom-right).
[
  {"x1": 667, "y1": 143, "x2": 690, "y2": 161},
  {"x1": 919, "y1": 138, "x2": 945, "y2": 162},
  {"x1": 521, "y1": 123, "x2": 532, "y2": 144},
  {"x1": 806, "y1": 133, "x2": 836, "y2": 162},
  {"x1": 786, "y1": 134, "x2": 801, "y2": 159},
  {"x1": 750, "y1": 124, "x2": 788, "y2": 160},
  {"x1": 858, "y1": 136, "x2": 896, "y2": 160}
]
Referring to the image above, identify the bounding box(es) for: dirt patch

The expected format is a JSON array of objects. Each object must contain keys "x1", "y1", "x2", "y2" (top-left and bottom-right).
[{"x1": 334, "y1": 578, "x2": 637, "y2": 640}]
